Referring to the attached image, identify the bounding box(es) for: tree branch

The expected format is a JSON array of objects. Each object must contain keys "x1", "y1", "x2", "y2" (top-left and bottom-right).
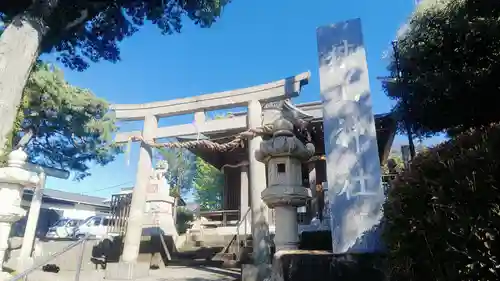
[
  {"x1": 64, "y1": 1, "x2": 111, "y2": 31},
  {"x1": 64, "y1": 9, "x2": 89, "y2": 30}
]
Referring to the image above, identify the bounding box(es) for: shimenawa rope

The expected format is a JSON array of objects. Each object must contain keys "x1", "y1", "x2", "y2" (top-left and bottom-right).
[{"x1": 124, "y1": 124, "x2": 274, "y2": 165}]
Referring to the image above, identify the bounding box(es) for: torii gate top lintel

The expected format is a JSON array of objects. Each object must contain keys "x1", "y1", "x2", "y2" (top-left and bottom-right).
[
  {"x1": 111, "y1": 71, "x2": 310, "y2": 121},
  {"x1": 112, "y1": 71, "x2": 310, "y2": 144}
]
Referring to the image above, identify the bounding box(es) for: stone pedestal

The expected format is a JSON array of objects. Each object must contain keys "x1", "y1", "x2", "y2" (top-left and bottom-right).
[
  {"x1": 143, "y1": 161, "x2": 178, "y2": 243},
  {"x1": 144, "y1": 193, "x2": 178, "y2": 245},
  {"x1": 0, "y1": 149, "x2": 40, "y2": 279},
  {"x1": 271, "y1": 250, "x2": 386, "y2": 281}
]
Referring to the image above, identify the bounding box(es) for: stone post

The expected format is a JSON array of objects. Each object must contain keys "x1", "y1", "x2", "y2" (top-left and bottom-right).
[
  {"x1": 307, "y1": 162, "x2": 317, "y2": 221},
  {"x1": 256, "y1": 118, "x2": 314, "y2": 251},
  {"x1": 17, "y1": 172, "x2": 45, "y2": 271},
  {"x1": 0, "y1": 149, "x2": 39, "y2": 279},
  {"x1": 240, "y1": 166, "x2": 250, "y2": 234}
]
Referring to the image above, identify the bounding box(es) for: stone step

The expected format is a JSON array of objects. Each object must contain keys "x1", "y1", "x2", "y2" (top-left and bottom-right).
[
  {"x1": 167, "y1": 258, "x2": 240, "y2": 268},
  {"x1": 174, "y1": 246, "x2": 223, "y2": 259},
  {"x1": 167, "y1": 258, "x2": 224, "y2": 267}
]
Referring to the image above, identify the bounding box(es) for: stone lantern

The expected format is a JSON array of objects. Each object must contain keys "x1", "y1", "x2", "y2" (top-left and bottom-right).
[
  {"x1": 255, "y1": 118, "x2": 314, "y2": 251},
  {"x1": 0, "y1": 149, "x2": 40, "y2": 278}
]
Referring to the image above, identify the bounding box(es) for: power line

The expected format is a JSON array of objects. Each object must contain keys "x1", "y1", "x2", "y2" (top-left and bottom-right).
[{"x1": 80, "y1": 181, "x2": 133, "y2": 195}]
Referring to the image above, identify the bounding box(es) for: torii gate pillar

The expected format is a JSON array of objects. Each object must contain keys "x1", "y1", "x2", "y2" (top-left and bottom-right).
[{"x1": 121, "y1": 115, "x2": 157, "y2": 264}]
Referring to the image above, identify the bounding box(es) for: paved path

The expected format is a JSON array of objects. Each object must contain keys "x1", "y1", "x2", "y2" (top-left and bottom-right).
[{"x1": 23, "y1": 266, "x2": 240, "y2": 281}]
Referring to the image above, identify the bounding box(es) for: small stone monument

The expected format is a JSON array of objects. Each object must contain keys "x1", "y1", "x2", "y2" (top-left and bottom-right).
[
  {"x1": 0, "y1": 149, "x2": 40, "y2": 280},
  {"x1": 256, "y1": 118, "x2": 315, "y2": 251},
  {"x1": 143, "y1": 160, "x2": 178, "y2": 241}
]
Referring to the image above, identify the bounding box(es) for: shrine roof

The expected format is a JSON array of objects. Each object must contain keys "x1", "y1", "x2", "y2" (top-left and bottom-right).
[{"x1": 179, "y1": 100, "x2": 397, "y2": 169}]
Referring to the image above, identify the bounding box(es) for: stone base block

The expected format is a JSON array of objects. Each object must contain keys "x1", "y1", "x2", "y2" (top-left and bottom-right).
[
  {"x1": 271, "y1": 250, "x2": 386, "y2": 281},
  {"x1": 299, "y1": 231, "x2": 332, "y2": 251},
  {"x1": 242, "y1": 264, "x2": 258, "y2": 281},
  {"x1": 242, "y1": 264, "x2": 272, "y2": 281},
  {"x1": 104, "y1": 261, "x2": 150, "y2": 280}
]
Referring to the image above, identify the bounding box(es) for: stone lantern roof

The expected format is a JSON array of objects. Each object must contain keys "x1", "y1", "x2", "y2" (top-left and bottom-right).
[{"x1": 255, "y1": 118, "x2": 315, "y2": 163}]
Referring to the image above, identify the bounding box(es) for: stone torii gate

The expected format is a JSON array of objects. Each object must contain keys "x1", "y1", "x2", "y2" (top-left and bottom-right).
[{"x1": 110, "y1": 72, "x2": 310, "y2": 279}]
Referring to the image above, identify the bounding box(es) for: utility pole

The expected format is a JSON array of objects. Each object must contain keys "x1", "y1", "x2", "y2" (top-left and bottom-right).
[{"x1": 391, "y1": 40, "x2": 416, "y2": 159}]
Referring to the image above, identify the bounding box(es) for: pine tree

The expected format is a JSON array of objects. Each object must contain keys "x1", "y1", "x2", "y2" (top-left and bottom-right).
[{"x1": 1, "y1": 62, "x2": 120, "y2": 180}]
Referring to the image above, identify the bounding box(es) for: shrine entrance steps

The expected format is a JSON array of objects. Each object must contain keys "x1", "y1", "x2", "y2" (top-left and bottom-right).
[
  {"x1": 90, "y1": 230, "x2": 333, "y2": 274},
  {"x1": 216, "y1": 230, "x2": 333, "y2": 269}
]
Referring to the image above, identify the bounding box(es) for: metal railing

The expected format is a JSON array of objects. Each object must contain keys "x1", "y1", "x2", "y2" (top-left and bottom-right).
[
  {"x1": 235, "y1": 207, "x2": 251, "y2": 257},
  {"x1": 9, "y1": 234, "x2": 91, "y2": 281},
  {"x1": 108, "y1": 193, "x2": 132, "y2": 236}
]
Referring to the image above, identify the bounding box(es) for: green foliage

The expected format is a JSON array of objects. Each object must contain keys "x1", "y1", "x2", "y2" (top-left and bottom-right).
[
  {"x1": 193, "y1": 157, "x2": 223, "y2": 211},
  {"x1": 175, "y1": 207, "x2": 194, "y2": 234},
  {"x1": 0, "y1": 0, "x2": 231, "y2": 71},
  {"x1": 383, "y1": 124, "x2": 500, "y2": 280},
  {"x1": 156, "y1": 147, "x2": 223, "y2": 210},
  {"x1": 384, "y1": 0, "x2": 500, "y2": 136},
  {"x1": 156, "y1": 147, "x2": 195, "y2": 198},
  {"x1": 382, "y1": 154, "x2": 404, "y2": 175},
  {"x1": 7, "y1": 62, "x2": 120, "y2": 179},
  {"x1": 157, "y1": 114, "x2": 228, "y2": 209}
]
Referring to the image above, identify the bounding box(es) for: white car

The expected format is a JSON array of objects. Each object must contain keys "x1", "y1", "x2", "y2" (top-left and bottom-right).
[
  {"x1": 73, "y1": 216, "x2": 115, "y2": 239},
  {"x1": 45, "y1": 219, "x2": 83, "y2": 239}
]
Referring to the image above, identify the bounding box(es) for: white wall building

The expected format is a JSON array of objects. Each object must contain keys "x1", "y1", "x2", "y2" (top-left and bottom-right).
[{"x1": 12, "y1": 189, "x2": 110, "y2": 237}]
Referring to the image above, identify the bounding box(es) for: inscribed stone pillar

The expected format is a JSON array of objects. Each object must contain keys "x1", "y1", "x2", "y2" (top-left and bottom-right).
[
  {"x1": 122, "y1": 114, "x2": 157, "y2": 264},
  {"x1": 316, "y1": 18, "x2": 384, "y2": 253}
]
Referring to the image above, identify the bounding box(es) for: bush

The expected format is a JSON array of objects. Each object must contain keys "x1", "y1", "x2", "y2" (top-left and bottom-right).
[
  {"x1": 176, "y1": 207, "x2": 194, "y2": 234},
  {"x1": 383, "y1": 124, "x2": 500, "y2": 281}
]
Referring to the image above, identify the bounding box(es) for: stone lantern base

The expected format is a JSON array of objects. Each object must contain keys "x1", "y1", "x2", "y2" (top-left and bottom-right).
[
  {"x1": 271, "y1": 250, "x2": 386, "y2": 281},
  {"x1": 0, "y1": 149, "x2": 40, "y2": 279}
]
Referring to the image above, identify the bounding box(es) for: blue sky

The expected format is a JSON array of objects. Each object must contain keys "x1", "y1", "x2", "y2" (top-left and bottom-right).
[{"x1": 43, "y1": 0, "x2": 418, "y2": 198}]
